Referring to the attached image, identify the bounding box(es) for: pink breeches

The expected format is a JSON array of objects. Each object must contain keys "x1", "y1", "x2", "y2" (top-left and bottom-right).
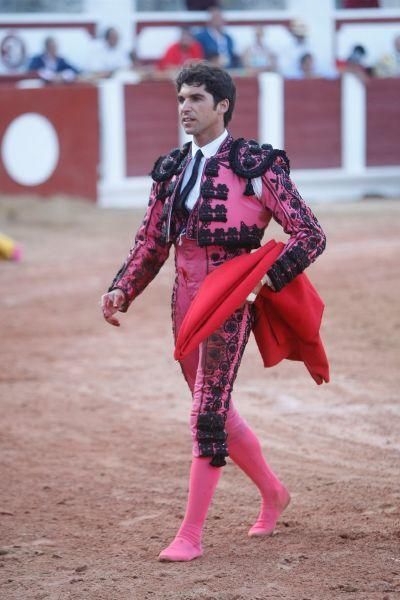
[{"x1": 172, "y1": 237, "x2": 254, "y2": 464}]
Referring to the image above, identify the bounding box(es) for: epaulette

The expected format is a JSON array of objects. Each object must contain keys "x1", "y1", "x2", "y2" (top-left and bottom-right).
[
  {"x1": 150, "y1": 142, "x2": 191, "y2": 182},
  {"x1": 229, "y1": 138, "x2": 290, "y2": 180}
]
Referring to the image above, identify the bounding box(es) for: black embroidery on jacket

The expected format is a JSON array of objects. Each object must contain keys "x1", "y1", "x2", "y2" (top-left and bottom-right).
[
  {"x1": 204, "y1": 157, "x2": 220, "y2": 177},
  {"x1": 198, "y1": 222, "x2": 264, "y2": 248},
  {"x1": 155, "y1": 181, "x2": 169, "y2": 201},
  {"x1": 229, "y1": 138, "x2": 290, "y2": 179},
  {"x1": 150, "y1": 142, "x2": 191, "y2": 182},
  {"x1": 108, "y1": 244, "x2": 166, "y2": 302},
  {"x1": 201, "y1": 178, "x2": 229, "y2": 200},
  {"x1": 167, "y1": 179, "x2": 177, "y2": 195},
  {"x1": 108, "y1": 263, "x2": 127, "y2": 293},
  {"x1": 199, "y1": 202, "x2": 227, "y2": 223},
  {"x1": 267, "y1": 246, "x2": 310, "y2": 292},
  {"x1": 244, "y1": 178, "x2": 255, "y2": 196},
  {"x1": 161, "y1": 201, "x2": 169, "y2": 221},
  {"x1": 265, "y1": 164, "x2": 326, "y2": 291}
]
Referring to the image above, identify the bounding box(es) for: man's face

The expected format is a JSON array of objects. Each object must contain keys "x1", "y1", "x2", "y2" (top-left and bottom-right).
[
  {"x1": 46, "y1": 39, "x2": 57, "y2": 56},
  {"x1": 180, "y1": 30, "x2": 193, "y2": 49},
  {"x1": 302, "y1": 55, "x2": 313, "y2": 71},
  {"x1": 209, "y1": 8, "x2": 224, "y2": 31},
  {"x1": 177, "y1": 83, "x2": 226, "y2": 137},
  {"x1": 107, "y1": 29, "x2": 119, "y2": 48}
]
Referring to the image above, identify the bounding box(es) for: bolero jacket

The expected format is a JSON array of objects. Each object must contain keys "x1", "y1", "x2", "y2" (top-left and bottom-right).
[{"x1": 108, "y1": 134, "x2": 326, "y2": 309}]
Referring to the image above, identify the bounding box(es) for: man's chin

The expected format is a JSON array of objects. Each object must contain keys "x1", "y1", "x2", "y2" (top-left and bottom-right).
[{"x1": 183, "y1": 125, "x2": 196, "y2": 135}]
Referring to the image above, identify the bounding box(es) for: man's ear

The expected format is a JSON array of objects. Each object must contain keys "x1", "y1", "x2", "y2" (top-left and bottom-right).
[{"x1": 217, "y1": 98, "x2": 229, "y2": 116}]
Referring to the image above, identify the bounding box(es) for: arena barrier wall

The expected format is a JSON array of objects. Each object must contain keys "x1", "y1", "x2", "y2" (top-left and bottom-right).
[
  {"x1": 0, "y1": 84, "x2": 99, "y2": 201},
  {"x1": 0, "y1": 73, "x2": 399, "y2": 205}
]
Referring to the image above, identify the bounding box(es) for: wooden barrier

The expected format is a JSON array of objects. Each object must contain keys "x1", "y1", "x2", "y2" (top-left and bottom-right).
[
  {"x1": 284, "y1": 78, "x2": 342, "y2": 169},
  {"x1": 1, "y1": 76, "x2": 399, "y2": 204},
  {"x1": 229, "y1": 76, "x2": 259, "y2": 141},
  {"x1": 124, "y1": 76, "x2": 259, "y2": 177},
  {"x1": 0, "y1": 84, "x2": 99, "y2": 200},
  {"x1": 366, "y1": 78, "x2": 400, "y2": 167},
  {"x1": 124, "y1": 80, "x2": 178, "y2": 177}
]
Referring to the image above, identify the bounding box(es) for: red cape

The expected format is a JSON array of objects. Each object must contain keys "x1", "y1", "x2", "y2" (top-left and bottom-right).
[{"x1": 174, "y1": 239, "x2": 329, "y2": 385}]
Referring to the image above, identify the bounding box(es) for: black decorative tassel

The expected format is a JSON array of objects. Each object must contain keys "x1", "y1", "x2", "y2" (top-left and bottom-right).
[
  {"x1": 210, "y1": 454, "x2": 227, "y2": 467},
  {"x1": 244, "y1": 178, "x2": 254, "y2": 196}
]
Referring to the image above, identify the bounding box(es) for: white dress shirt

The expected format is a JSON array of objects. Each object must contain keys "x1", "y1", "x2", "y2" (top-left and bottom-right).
[
  {"x1": 87, "y1": 40, "x2": 130, "y2": 73},
  {"x1": 182, "y1": 129, "x2": 262, "y2": 210}
]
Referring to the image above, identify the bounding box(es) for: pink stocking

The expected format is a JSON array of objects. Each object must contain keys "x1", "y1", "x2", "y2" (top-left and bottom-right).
[
  {"x1": 225, "y1": 404, "x2": 290, "y2": 536},
  {"x1": 158, "y1": 456, "x2": 221, "y2": 561}
]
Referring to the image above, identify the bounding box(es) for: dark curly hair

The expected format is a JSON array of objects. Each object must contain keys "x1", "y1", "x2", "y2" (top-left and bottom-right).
[{"x1": 175, "y1": 63, "x2": 236, "y2": 126}]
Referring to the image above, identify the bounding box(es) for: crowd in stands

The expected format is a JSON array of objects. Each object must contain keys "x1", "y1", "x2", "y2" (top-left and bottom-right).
[{"x1": 23, "y1": 6, "x2": 400, "y2": 85}]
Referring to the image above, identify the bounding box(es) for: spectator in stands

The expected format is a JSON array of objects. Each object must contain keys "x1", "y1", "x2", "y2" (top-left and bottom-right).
[
  {"x1": 129, "y1": 49, "x2": 141, "y2": 70},
  {"x1": 347, "y1": 44, "x2": 367, "y2": 67},
  {"x1": 279, "y1": 19, "x2": 311, "y2": 77},
  {"x1": 123, "y1": 48, "x2": 154, "y2": 81},
  {"x1": 287, "y1": 51, "x2": 337, "y2": 80},
  {"x1": 241, "y1": 26, "x2": 277, "y2": 73},
  {"x1": 338, "y1": 44, "x2": 372, "y2": 82},
  {"x1": 158, "y1": 27, "x2": 204, "y2": 72},
  {"x1": 28, "y1": 36, "x2": 79, "y2": 83},
  {"x1": 87, "y1": 27, "x2": 130, "y2": 78},
  {"x1": 375, "y1": 34, "x2": 400, "y2": 77},
  {"x1": 299, "y1": 53, "x2": 316, "y2": 78},
  {"x1": 285, "y1": 52, "x2": 317, "y2": 79},
  {"x1": 195, "y1": 7, "x2": 240, "y2": 69},
  {"x1": 186, "y1": 0, "x2": 219, "y2": 8}
]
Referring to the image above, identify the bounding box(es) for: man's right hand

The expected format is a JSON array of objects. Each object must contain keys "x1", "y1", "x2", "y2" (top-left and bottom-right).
[{"x1": 101, "y1": 289, "x2": 126, "y2": 327}]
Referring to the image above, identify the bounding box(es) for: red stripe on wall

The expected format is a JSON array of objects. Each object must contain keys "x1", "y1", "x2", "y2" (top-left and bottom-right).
[
  {"x1": 335, "y1": 17, "x2": 400, "y2": 31},
  {"x1": 124, "y1": 80, "x2": 179, "y2": 177},
  {"x1": 284, "y1": 78, "x2": 342, "y2": 169},
  {"x1": 0, "y1": 22, "x2": 96, "y2": 35},
  {"x1": 366, "y1": 78, "x2": 400, "y2": 167}
]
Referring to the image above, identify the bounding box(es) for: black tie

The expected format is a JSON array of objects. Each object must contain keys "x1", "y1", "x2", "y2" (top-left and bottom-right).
[{"x1": 176, "y1": 149, "x2": 203, "y2": 212}]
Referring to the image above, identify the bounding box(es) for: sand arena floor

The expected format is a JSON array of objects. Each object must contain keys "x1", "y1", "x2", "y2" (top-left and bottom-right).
[{"x1": 0, "y1": 197, "x2": 399, "y2": 600}]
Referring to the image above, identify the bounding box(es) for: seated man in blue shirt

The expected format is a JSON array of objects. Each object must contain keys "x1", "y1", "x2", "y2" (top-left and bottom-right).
[
  {"x1": 195, "y1": 7, "x2": 240, "y2": 69},
  {"x1": 28, "y1": 36, "x2": 80, "y2": 83}
]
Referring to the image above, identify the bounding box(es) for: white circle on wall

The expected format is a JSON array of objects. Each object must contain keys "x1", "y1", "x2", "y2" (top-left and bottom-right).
[{"x1": 1, "y1": 112, "x2": 59, "y2": 186}]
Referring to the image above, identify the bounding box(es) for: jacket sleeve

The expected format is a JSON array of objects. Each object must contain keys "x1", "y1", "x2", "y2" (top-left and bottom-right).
[
  {"x1": 260, "y1": 156, "x2": 326, "y2": 291},
  {"x1": 108, "y1": 182, "x2": 172, "y2": 311}
]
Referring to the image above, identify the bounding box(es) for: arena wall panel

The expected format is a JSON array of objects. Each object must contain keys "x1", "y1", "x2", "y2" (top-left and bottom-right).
[
  {"x1": 229, "y1": 77, "x2": 259, "y2": 142},
  {"x1": 366, "y1": 78, "x2": 400, "y2": 167},
  {"x1": 0, "y1": 85, "x2": 99, "y2": 200},
  {"x1": 124, "y1": 80, "x2": 179, "y2": 177},
  {"x1": 284, "y1": 78, "x2": 342, "y2": 169},
  {"x1": 123, "y1": 77, "x2": 258, "y2": 178}
]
